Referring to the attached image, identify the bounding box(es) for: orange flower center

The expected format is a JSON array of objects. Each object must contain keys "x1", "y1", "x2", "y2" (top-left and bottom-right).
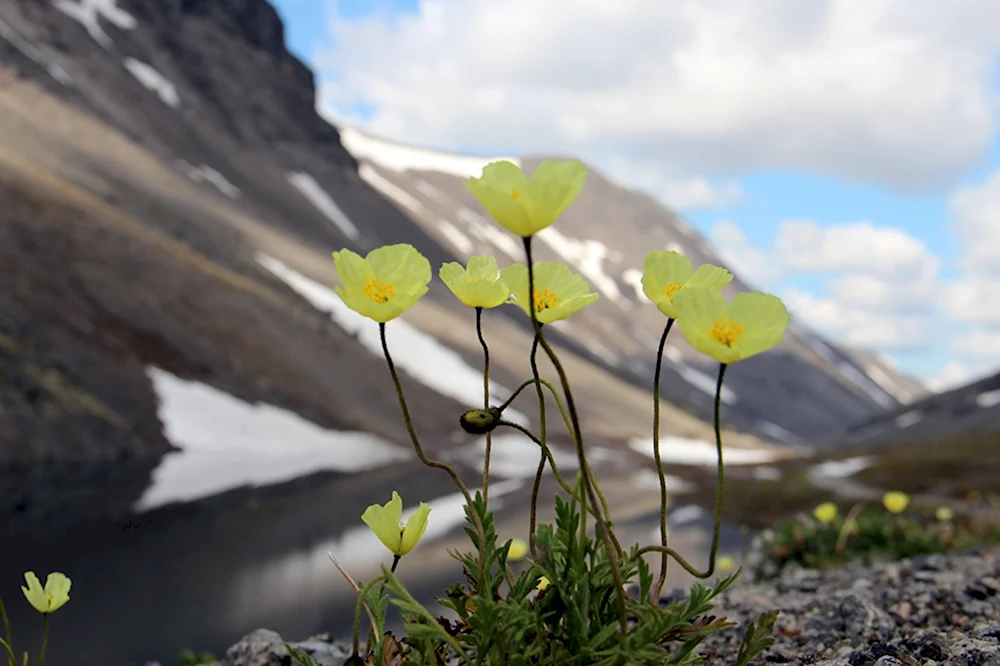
[
  {"x1": 533, "y1": 288, "x2": 560, "y2": 312},
  {"x1": 365, "y1": 279, "x2": 396, "y2": 303},
  {"x1": 510, "y1": 189, "x2": 520, "y2": 200},
  {"x1": 663, "y1": 282, "x2": 683, "y2": 299},
  {"x1": 709, "y1": 318, "x2": 745, "y2": 348}
]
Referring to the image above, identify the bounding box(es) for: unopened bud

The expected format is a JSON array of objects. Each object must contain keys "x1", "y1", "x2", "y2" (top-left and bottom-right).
[{"x1": 459, "y1": 407, "x2": 502, "y2": 435}]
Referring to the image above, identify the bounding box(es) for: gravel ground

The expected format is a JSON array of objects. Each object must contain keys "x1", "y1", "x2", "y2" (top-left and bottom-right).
[{"x1": 212, "y1": 549, "x2": 1000, "y2": 665}]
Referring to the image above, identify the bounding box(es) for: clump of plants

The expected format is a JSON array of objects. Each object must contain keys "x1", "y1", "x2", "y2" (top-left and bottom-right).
[
  {"x1": 754, "y1": 490, "x2": 1000, "y2": 578},
  {"x1": 318, "y1": 159, "x2": 792, "y2": 664}
]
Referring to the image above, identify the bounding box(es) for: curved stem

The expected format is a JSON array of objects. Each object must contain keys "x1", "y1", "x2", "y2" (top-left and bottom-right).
[
  {"x1": 528, "y1": 334, "x2": 548, "y2": 558},
  {"x1": 0, "y1": 638, "x2": 14, "y2": 666},
  {"x1": 476, "y1": 307, "x2": 494, "y2": 506},
  {"x1": 0, "y1": 599, "x2": 13, "y2": 666},
  {"x1": 497, "y1": 419, "x2": 598, "y2": 520},
  {"x1": 651, "y1": 318, "x2": 676, "y2": 601},
  {"x1": 496, "y1": 379, "x2": 534, "y2": 413},
  {"x1": 379, "y1": 322, "x2": 488, "y2": 592},
  {"x1": 380, "y1": 323, "x2": 472, "y2": 503},
  {"x1": 635, "y1": 363, "x2": 730, "y2": 581},
  {"x1": 522, "y1": 235, "x2": 628, "y2": 640},
  {"x1": 36, "y1": 615, "x2": 48, "y2": 666}
]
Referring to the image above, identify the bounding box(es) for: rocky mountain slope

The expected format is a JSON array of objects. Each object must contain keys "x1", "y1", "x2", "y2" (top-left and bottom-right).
[{"x1": 0, "y1": 0, "x2": 925, "y2": 475}]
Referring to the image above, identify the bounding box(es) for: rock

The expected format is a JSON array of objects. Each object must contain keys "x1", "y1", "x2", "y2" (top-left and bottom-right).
[{"x1": 217, "y1": 629, "x2": 353, "y2": 666}]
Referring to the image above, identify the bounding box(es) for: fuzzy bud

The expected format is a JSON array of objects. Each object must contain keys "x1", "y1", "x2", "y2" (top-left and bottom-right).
[{"x1": 459, "y1": 407, "x2": 502, "y2": 435}]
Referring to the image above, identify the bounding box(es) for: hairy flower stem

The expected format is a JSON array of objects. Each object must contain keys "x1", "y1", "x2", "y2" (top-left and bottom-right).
[
  {"x1": 476, "y1": 307, "x2": 494, "y2": 505},
  {"x1": 528, "y1": 333, "x2": 548, "y2": 558},
  {"x1": 379, "y1": 323, "x2": 488, "y2": 591},
  {"x1": 522, "y1": 236, "x2": 629, "y2": 643},
  {"x1": 651, "y1": 317, "x2": 676, "y2": 601},
  {"x1": 632, "y1": 362, "x2": 729, "y2": 580},
  {"x1": 36, "y1": 615, "x2": 48, "y2": 666},
  {"x1": 352, "y1": 576, "x2": 385, "y2": 658}
]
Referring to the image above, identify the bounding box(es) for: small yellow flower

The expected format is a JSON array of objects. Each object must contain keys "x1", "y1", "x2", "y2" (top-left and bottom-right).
[
  {"x1": 536, "y1": 576, "x2": 551, "y2": 591},
  {"x1": 813, "y1": 502, "x2": 839, "y2": 525},
  {"x1": 439, "y1": 256, "x2": 511, "y2": 309},
  {"x1": 361, "y1": 491, "x2": 432, "y2": 557},
  {"x1": 641, "y1": 250, "x2": 733, "y2": 319},
  {"x1": 500, "y1": 262, "x2": 599, "y2": 324},
  {"x1": 465, "y1": 159, "x2": 587, "y2": 237},
  {"x1": 935, "y1": 506, "x2": 955, "y2": 522},
  {"x1": 671, "y1": 288, "x2": 790, "y2": 364},
  {"x1": 21, "y1": 571, "x2": 71, "y2": 614},
  {"x1": 717, "y1": 555, "x2": 735, "y2": 573},
  {"x1": 332, "y1": 244, "x2": 431, "y2": 323},
  {"x1": 882, "y1": 491, "x2": 910, "y2": 515},
  {"x1": 507, "y1": 538, "x2": 528, "y2": 561}
]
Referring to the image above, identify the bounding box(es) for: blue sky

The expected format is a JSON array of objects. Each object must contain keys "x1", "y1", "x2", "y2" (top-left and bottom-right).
[{"x1": 271, "y1": 0, "x2": 1000, "y2": 390}]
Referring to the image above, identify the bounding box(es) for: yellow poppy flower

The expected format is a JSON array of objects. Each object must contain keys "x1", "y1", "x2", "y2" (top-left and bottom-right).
[
  {"x1": 361, "y1": 491, "x2": 432, "y2": 557},
  {"x1": 935, "y1": 506, "x2": 954, "y2": 522},
  {"x1": 641, "y1": 250, "x2": 733, "y2": 319},
  {"x1": 332, "y1": 244, "x2": 431, "y2": 323},
  {"x1": 507, "y1": 538, "x2": 528, "y2": 561},
  {"x1": 439, "y1": 256, "x2": 511, "y2": 309},
  {"x1": 500, "y1": 262, "x2": 599, "y2": 324},
  {"x1": 465, "y1": 159, "x2": 587, "y2": 237},
  {"x1": 22, "y1": 571, "x2": 71, "y2": 614},
  {"x1": 716, "y1": 555, "x2": 735, "y2": 573},
  {"x1": 671, "y1": 288, "x2": 790, "y2": 364},
  {"x1": 536, "y1": 576, "x2": 551, "y2": 591},
  {"x1": 882, "y1": 491, "x2": 910, "y2": 515},
  {"x1": 813, "y1": 502, "x2": 839, "y2": 525}
]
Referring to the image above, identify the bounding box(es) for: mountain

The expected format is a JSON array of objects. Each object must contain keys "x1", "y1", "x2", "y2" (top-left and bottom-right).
[
  {"x1": 816, "y1": 369, "x2": 1000, "y2": 449},
  {"x1": 0, "y1": 0, "x2": 922, "y2": 477}
]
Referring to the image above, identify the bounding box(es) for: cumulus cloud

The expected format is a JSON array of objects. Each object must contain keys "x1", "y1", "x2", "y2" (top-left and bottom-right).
[
  {"x1": 948, "y1": 170, "x2": 1000, "y2": 274},
  {"x1": 709, "y1": 220, "x2": 782, "y2": 289},
  {"x1": 951, "y1": 330, "x2": 1000, "y2": 358},
  {"x1": 316, "y1": 0, "x2": 1000, "y2": 192},
  {"x1": 940, "y1": 275, "x2": 1000, "y2": 325},
  {"x1": 771, "y1": 220, "x2": 939, "y2": 278},
  {"x1": 926, "y1": 361, "x2": 979, "y2": 392},
  {"x1": 659, "y1": 178, "x2": 744, "y2": 211},
  {"x1": 783, "y1": 288, "x2": 937, "y2": 350}
]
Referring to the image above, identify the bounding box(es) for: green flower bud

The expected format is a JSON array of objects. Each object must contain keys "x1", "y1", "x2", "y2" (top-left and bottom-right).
[{"x1": 459, "y1": 407, "x2": 502, "y2": 435}]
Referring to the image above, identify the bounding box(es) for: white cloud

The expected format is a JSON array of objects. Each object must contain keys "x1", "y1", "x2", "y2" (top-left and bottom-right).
[
  {"x1": 926, "y1": 360, "x2": 978, "y2": 392},
  {"x1": 940, "y1": 274, "x2": 1000, "y2": 325},
  {"x1": 316, "y1": 0, "x2": 1000, "y2": 192},
  {"x1": 783, "y1": 287, "x2": 936, "y2": 350},
  {"x1": 772, "y1": 220, "x2": 939, "y2": 278},
  {"x1": 951, "y1": 330, "x2": 1000, "y2": 358},
  {"x1": 659, "y1": 178, "x2": 743, "y2": 211},
  {"x1": 709, "y1": 220, "x2": 782, "y2": 288},
  {"x1": 948, "y1": 170, "x2": 1000, "y2": 273}
]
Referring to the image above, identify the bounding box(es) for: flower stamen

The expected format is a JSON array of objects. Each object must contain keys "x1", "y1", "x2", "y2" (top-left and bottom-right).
[
  {"x1": 663, "y1": 282, "x2": 683, "y2": 299},
  {"x1": 510, "y1": 189, "x2": 520, "y2": 200},
  {"x1": 709, "y1": 318, "x2": 745, "y2": 348},
  {"x1": 533, "y1": 288, "x2": 560, "y2": 312},
  {"x1": 365, "y1": 279, "x2": 396, "y2": 303}
]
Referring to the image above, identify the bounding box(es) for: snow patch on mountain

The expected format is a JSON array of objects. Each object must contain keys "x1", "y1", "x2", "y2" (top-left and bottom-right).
[
  {"x1": 257, "y1": 255, "x2": 527, "y2": 423},
  {"x1": 537, "y1": 227, "x2": 626, "y2": 306},
  {"x1": 52, "y1": 0, "x2": 136, "y2": 48},
  {"x1": 978, "y1": 388, "x2": 1000, "y2": 409},
  {"x1": 894, "y1": 410, "x2": 922, "y2": 428},
  {"x1": 176, "y1": 161, "x2": 240, "y2": 198},
  {"x1": 628, "y1": 436, "x2": 775, "y2": 466},
  {"x1": 678, "y1": 364, "x2": 737, "y2": 405},
  {"x1": 122, "y1": 57, "x2": 179, "y2": 107},
  {"x1": 286, "y1": 172, "x2": 360, "y2": 241},
  {"x1": 338, "y1": 125, "x2": 519, "y2": 179},
  {"x1": 437, "y1": 219, "x2": 474, "y2": 254},
  {"x1": 357, "y1": 163, "x2": 423, "y2": 215},
  {"x1": 457, "y1": 207, "x2": 522, "y2": 258},
  {"x1": 758, "y1": 420, "x2": 802, "y2": 444},
  {"x1": 622, "y1": 268, "x2": 650, "y2": 303},
  {"x1": 0, "y1": 17, "x2": 72, "y2": 85}
]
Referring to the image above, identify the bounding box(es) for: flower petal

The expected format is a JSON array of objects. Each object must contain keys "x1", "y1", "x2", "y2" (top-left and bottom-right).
[
  {"x1": 399, "y1": 501, "x2": 432, "y2": 556},
  {"x1": 362, "y1": 491, "x2": 405, "y2": 555}
]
